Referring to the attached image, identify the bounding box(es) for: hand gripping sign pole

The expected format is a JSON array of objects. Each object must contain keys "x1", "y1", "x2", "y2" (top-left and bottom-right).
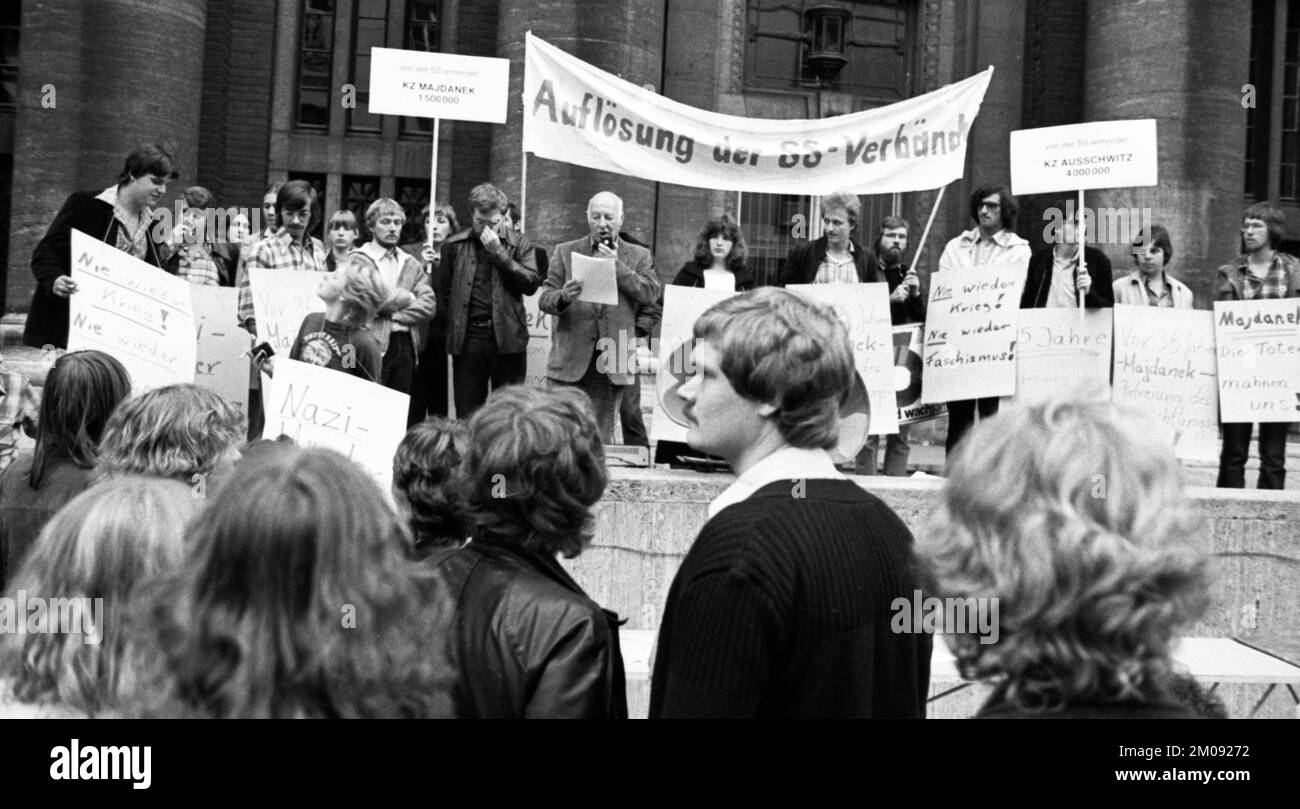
[{"x1": 368, "y1": 46, "x2": 510, "y2": 419}]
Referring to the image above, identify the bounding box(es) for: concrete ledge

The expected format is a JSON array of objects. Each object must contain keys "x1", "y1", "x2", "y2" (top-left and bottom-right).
[{"x1": 577, "y1": 469, "x2": 1300, "y2": 718}]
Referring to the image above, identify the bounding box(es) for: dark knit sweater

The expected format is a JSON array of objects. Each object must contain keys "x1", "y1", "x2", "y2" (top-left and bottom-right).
[{"x1": 649, "y1": 478, "x2": 931, "y2": 718}]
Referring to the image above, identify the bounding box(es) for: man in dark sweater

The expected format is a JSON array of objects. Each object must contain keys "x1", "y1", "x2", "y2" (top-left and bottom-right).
[{"x1": 648, "y1": 288, "x2": 931, "y2": 718}]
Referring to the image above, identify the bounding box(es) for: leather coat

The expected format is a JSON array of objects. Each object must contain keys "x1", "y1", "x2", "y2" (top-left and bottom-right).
[{"x1": 421, "y1": 539, "x2": 628, "y2": 718}]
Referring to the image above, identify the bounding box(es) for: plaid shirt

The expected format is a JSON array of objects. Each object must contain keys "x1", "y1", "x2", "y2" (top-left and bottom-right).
[
  {"x1": 1214, "y1": 252, "x2": 1300, "y2": 301},
  {"x1": 0, "y1": 368, "x2": 39, "y2": 473},
  {"x1": 236, "y1": 229, "x2": 328, "y2": 332},
  {"x1": 174, "y1": 243, "x2": 221, "y2": 286}
]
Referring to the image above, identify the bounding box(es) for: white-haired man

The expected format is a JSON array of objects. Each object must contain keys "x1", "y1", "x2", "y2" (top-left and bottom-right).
[{"x1": 539, "y1": 192, "x2": 660, "y2": 441}]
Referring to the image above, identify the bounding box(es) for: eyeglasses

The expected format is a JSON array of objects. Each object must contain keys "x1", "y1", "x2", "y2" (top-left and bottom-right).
[
  {"x1": 280, "y1": 210, "x2": 311, "y2": 222},
  {"x1": 978, "y1": 202, "x2": 1002, "y2": 211}
]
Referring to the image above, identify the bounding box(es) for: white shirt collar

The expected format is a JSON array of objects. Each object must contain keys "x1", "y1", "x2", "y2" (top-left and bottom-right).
[
  {"x1": 360, "y1": 241, "x2": 400, "y2": 262},
  {"x1": 707, "y1": 446, "x2": 846, "y2": 519}
]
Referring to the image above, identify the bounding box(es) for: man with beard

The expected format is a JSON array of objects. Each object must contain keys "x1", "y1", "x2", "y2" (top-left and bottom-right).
[
  {"x1": 857, "y1": 216, "x2": 925, "y2": 475},
  {"x1": 357, "y1": 198, "x2": 435, "y2": 395}
]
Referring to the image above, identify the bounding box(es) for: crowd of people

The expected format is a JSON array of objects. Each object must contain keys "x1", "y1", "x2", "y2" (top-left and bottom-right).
[{"x1": 0, "y1": 140, "x2": 1285, "y2": 717}]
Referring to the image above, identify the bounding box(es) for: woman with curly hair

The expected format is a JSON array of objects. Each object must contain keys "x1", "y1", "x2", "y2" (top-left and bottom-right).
[
  {"x1": 122, "y1": 447, "x2": 447, "y2": 718},
  {"x1": 918, "y1": 396, "x2": 1214, "y2": 718},
  {"x1": 0, "y1": 350, "x2": 131, "y2": 589},
  {"x1": 96, "y1": 383, "x2": 244, "y2": 494},
  {"x1": 426, "y1": 385, "x2": 626, "y2": 718},
  {"x1": 392, "y1": 416, "x2": 469, "y2": 558},
  {"x1": 0, "y1": 476, "x2": 197, "y2": 717}
]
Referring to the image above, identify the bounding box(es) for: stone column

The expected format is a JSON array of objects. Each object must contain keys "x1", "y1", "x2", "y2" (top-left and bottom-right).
[
  {"x1": 493, "y1": 0, "x2": 665, "y2": 249},
  {"x1": 1084, "y1": 0, "x2": 1250, "y2": 306},
  {"x1": 8, "y1": 0, "x2": 206, "y2": 313}
]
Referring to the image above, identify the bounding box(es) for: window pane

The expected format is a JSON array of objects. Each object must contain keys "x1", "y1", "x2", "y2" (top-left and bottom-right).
[
  {"x1": 1281, "y1": 165, "x2": 1295, "y2": 199},
  {"x1": 299, "y1": 89, "x2": 329, "y2": 127},
  {"x1": 394, "y1": 179, "x2": 431, "y2": 244},
  {"x1": 297, "y1": 0, "x2": 336, "y2": 128}
]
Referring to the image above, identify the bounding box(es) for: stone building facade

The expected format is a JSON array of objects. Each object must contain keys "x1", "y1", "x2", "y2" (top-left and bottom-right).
[{"x1": 2, "y1": 0, "x2": 1288, "y2": 318}]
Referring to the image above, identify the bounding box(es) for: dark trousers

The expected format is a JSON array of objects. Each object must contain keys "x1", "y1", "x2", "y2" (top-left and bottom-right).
[
  {"x1": 452, "y1": 323, "x2": 526, "y2": 418},
  {"x1": 550, "y1": 350, "x2": 622, "y2": 444},
  {"x1": 945, "y1": 397, "x2": 1000, "y2": 458},
  {"x1": 1217, "y1": 422, "x2": 1289, "y2": 489},
  {"x1": 408, "y1": 330, "x2": 449, "y2": 426},
  {"x1": 381, "y1": 332, "x2": 416, "y2": 394},
  {"x1": 617, "y1": 377, "x2": 649, "y2": 446},
  {"x1": 857, "y1": 424, "x2": 911, "y2": 476}
]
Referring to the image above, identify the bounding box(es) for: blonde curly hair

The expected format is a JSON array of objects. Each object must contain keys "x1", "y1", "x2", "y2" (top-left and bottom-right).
[{"x1": 919, "y1": 396, "x2": 1211, "y2": 713}]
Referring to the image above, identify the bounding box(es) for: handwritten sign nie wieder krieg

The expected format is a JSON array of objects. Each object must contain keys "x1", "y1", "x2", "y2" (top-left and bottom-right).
[{"x1": 68, "y1": 228, "x2": 196, "y2": 392}]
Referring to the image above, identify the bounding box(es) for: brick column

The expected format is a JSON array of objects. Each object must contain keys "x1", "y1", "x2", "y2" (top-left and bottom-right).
[
  {"x1": 1084, "y1": 0, "x2": 1250, "y2": 306},
  {"x1": 7, "y1": 0, "x2": 207, "y2": 314},
  {"x1": 493, "y1": 1, "x2": 665, "y2": 249}
]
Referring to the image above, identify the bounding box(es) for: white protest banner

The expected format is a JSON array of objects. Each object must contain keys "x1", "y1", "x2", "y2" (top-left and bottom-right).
[
  {"x1": 788, "y1": 284, "x2": 898, "y2": 437},
  {"x1": 1010, "y1": 119, "x2": 1158, "y2": 195},
  {"x1": 248, "y1": 268, "x2": 327, "y2": 357},
  {"x1": 523, "y1": 291, "x2": 551, "y2": 388},
  {"x1": 1213, "y1": 299, "x2": 1300, "y2": 422},
  {"x1": 920, "y1": 263, "x2": 1025, "y2": 403},
  {"x1": 651, "y1": 286, "x2": 737, "y2": 444},
  {"x1": 1112, "y1": 305, "x2": 1220, "y2": 462},
  {"x1": 571, "y1": 253, "x2": 618, "y2": 305},
  {"x1": 368, "y1": 47, "x2": 509, "y2": 123},
  {"x1": 524, "y1": 33, "x2": 992, "y2": 194},
  {"x1": 191, "y1": 285, "x2": 252, "y2": 416},
  {"x1": 68, "y1": 229, "x2": 196, "y2": 392},
  {"x1": 1004, "y1": 308, "x2": 1112, "y2": 404},
  {"x1": 892, "y1": 325, "x2": 946, "y2": 425},
  {"x1": 263, "y1": 358, "x2": 409, "y2": 490}
]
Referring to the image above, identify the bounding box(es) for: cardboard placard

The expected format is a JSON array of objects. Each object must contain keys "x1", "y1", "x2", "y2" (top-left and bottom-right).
[
  {"x1": 263, "y1": 358, "x2": 409, "y2": 492},
  {"x1": 1005, "y1": 308, "x2": 1112, "y2": 404},
  {"x1": 191, "y1": 285, "x2": 253, "y2": 416},
  {"x1": 920, "y1": 263, "x2": 1025, "y2": 403},
  {"x1": 368, "y1": 47, "x2": 509, "y2": 123},
  {"x1": 1010, "y1": 119, "x2": 1158, "y2": 195},
  {"x1": 67, "y1": 229, "x2": 196, "y2": 392},
  {"x1": 1213, "y1": 299, "x2": 1300, "y2": 423},
  {"x1": 1112, "y1": 305, "x2": 1220, "y2": 462}
]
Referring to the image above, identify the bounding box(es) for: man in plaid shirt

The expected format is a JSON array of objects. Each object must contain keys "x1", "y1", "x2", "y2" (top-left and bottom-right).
[
  {"x1": 235, "y1": 180, "x2": 328, "y2": 438},
  {"x1": 1214, "y1": 200, "x2": 1300, "y2": 489}
]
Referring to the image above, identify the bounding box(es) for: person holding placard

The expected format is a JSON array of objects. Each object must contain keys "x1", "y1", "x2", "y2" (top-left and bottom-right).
[
  {"x1": 23, "y1": 144, "x2": 179, "y2": 350},
  {"x1": 1112, "y1": 225, "x2": 1194, "y2": 309},
  {"x1": 777, "y1": 191, "x2": 880, "y2": 286},
  {"x1": 356, "y1": 198, "x2": 436, "y2": 396},
  {"x1": 653, "y1": 216, "x2": 755, "y2": 465},
  {"x1": 540, "y1": 191, "x2": 660, "y2": 442},
  {"x1": 937, "y1": 184, "x2": 1032, "y2": 456},
  {"x1": 1021, "y1": 206, "x2": 1113, "y2": 310},
  {"x1": 649, "y1": 289, "x2": 929, "y2": 718},
  {"x1": 235, "y1": 180, "x2": 329, "y2": 439},
  {"x1": 1213, "y1": 202, "x2": 1300, "y2": 490},
  {"x1": 436, "y1": 184, "x2": 541, "y2": 418},
  {"x1": 860, "y1": 215, "x2": 924, "y2": 476},
  {"x1": 404, "y1": 203, "x2": 458, "y2": 423}
]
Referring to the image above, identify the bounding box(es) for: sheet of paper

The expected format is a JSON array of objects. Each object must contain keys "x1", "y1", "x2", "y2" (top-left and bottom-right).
[{"x1": 572, "y1": 253, "x2": 618, "y2": 306}]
